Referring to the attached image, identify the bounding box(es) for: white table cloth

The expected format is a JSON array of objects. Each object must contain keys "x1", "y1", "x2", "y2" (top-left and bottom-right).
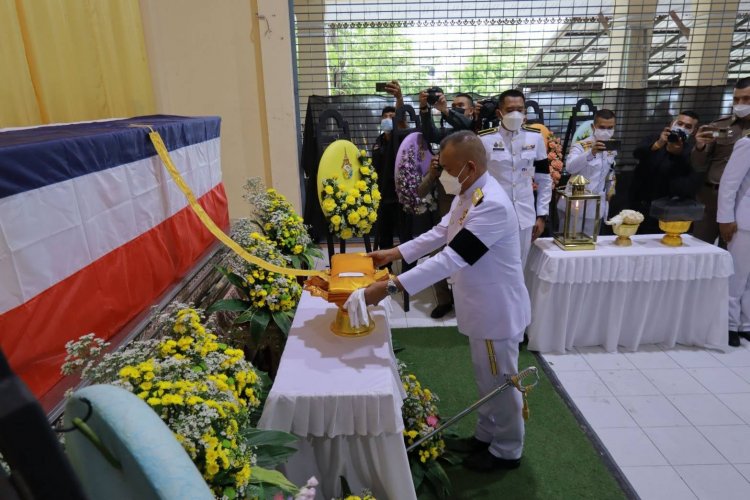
[
  {"x1": 258, "y1": 292, "x2": 416, "y2": 500},
  {"x1": 525, "y1": 235, "x2": 734, "y2": 353}
]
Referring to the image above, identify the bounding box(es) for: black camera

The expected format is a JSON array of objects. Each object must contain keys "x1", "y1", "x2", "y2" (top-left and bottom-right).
[
  {"x1": 667, "y1": 128, "x2": 688, "y2": 143},
  {"x1": 426, "y1": 86, "x2": 444, "y2": 105},
  {"x1": 478, "y1": 97, "x2": 499, "y2": 121}
]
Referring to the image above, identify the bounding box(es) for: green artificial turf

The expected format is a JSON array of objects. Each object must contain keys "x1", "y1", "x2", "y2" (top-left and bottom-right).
[{"x1": 393, "y1": 327, "x2": 629, "y2": 500}]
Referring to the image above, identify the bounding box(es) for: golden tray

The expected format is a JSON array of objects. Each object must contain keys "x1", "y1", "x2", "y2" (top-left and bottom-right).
[{"x1": 303, "y1": 253, "x2": 389, "y2": 337}]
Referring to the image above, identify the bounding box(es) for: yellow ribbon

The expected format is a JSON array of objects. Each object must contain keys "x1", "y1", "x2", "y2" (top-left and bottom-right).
[{"x1": 141, "y1": 125, "x2": 324, "y2": 278}]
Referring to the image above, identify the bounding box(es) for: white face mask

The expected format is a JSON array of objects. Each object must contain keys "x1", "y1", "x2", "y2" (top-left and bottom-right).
[
  {"x1": 501, "y1": 111, "x2": 524, "y2": 132},
  {"x1": 734, "y1": 104, "x2": 750, "y2": 119},
  {"x1": 593, "y1": 127, "x2": 614, "y2": 141},
  {"x1": 439, "y1": 164, "x2": 467, "y2": 196},
  {"x1": 380, "y1": 118, "x2": 393, "y2": 132}
]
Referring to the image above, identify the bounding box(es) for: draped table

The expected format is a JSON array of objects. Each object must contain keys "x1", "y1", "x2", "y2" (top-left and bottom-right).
[
  {"x1": 258, "y1": 292, "x2": 416, "y2": 500},
  {"x1": 525, "y1": 235, "x2": 733, "y2": 353}
]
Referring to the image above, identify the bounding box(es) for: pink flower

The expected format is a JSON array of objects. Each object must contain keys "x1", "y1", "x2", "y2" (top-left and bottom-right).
[{"x1": 426, "y1": 415, "x2": 438, "y2": 427}]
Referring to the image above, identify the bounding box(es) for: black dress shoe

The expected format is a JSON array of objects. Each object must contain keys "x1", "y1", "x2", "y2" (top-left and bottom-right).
[
  {"x1": 740, "y1": 332, "x2": 750, "y2": 342},
  {"x1": 445, "y1": 436, "x2": 489, "y2": 453},
  {"x1": 430, "y1": 303, "x2": 454, "y2": 319},
  {"x1": 463, "y1": 448, "x2": 521, "y2": 472},
  {"x1": 729, "y1": 331, "x2": 741, "y2": 347}
]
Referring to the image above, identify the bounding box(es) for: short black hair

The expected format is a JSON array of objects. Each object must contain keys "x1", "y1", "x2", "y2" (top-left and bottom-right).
[
  {"x1": 594, "y1": 109, "x2": 616, "y2": 121},
  {"x1": 679, "y1": 110, "x2": 700, "y2": 121},
  {"x1": 498, "y1": 89, "x2": 525, "y2": 106},
  {"x1": 454, "y1": 93, "x2": 474, "y2": 106},
  {"x1": 735, "y1": 77, "x2": 750, "y2": 90},
  {"x1": 381, "y1": 106, "x2": 396, "y2": 117}
]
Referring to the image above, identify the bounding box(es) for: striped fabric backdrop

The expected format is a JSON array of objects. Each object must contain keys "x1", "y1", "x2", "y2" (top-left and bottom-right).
[{"x1": 0, "y1": 116, "x2": 229, "y2": 398}]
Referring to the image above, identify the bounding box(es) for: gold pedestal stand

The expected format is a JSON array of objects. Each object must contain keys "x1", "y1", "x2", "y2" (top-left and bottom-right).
[
  {"x1": 331, "y1": 308, "x2": 375, "y2": 337},
  {"x1": 612, "y1": 223, "x2": 640, "y2": 247},
  {"x1": 659, "y1": 220, "x2": 692, "y2": 247}
]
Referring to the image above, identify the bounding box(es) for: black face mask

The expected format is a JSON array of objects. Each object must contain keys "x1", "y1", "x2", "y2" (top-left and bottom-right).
[{"x1": 452, "y1": 107, "x2": 466, "y2": 115}]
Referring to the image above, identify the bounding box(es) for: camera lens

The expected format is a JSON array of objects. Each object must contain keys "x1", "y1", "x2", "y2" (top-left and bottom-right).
[{"x1": 426, "y1": 86, "x2": 443, "y2": 106}]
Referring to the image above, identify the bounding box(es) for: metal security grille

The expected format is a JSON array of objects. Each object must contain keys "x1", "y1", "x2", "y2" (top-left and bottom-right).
[{"x1": 294, "y1": 0, "x2": 750, "y2": 235}]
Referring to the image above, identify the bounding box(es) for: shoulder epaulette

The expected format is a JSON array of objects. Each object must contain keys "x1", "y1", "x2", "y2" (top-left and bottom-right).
[
  {"x1": 522, "y1": 125, "x2": 541, "y2": 133},
  {"x1": 478, "y1": 127, "x2": 498, "y2": 136},
  {"x1": 472, "y1": 188, "x2": 484, "y2": 206}
]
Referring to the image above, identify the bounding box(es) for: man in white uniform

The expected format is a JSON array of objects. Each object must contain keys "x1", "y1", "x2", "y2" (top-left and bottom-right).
[
  {"x1": 360, "y1": 131, "x2": 531, "y2": 471},
  {"x1": 479, "y1": 89, "x2": 552, "y2": 265},
  {"x1": 717, "y1": 134, "x2": 750, "y2": 347},
  {"x1": 558, "y1": 109, "x2": 618, "y2": 235}
]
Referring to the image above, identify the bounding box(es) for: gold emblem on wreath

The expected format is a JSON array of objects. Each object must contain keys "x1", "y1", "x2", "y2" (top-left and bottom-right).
[{"x1": 341, "y1": 150, "x2": 353, "y2": 179}]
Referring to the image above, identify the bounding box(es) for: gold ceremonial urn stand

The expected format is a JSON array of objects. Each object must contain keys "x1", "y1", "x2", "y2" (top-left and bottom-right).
[
  {"x1": 332, "y1": 308, "x2": 375, "y2": 337},
  {"x1": 659, "y1": 220, "x2": 692, "y2": 247},
  {"x1": 612, "y1": 223, "x2": 640, "y2": 247}
]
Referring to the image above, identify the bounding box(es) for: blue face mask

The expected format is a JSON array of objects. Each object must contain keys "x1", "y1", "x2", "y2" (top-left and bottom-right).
[{"x1": 380, "y1": 118, "x2": 393, "y2": 132}]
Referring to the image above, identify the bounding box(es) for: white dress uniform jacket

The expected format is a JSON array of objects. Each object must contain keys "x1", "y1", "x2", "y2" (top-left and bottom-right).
[
  {"x1": 717, "y1": 135, "x2": 750, "y2": 332},
  {"x1": 479, "y1": 125, "x2": 552, "y2": 230},
  {"x1": 559, "y1": 136, "x2": 617, "y2": 221},
  {"x1": 397, "y1": 172, "x2": 531, "y2": 341}
]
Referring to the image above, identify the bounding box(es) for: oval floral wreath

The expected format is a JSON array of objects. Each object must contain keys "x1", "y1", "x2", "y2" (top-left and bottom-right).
[
  {"x1": 320, "y1": 150, "x2": 381, "y2": 240},
  {"x1": 395, "y1": 144, "x2": 436, "y2": 215}
]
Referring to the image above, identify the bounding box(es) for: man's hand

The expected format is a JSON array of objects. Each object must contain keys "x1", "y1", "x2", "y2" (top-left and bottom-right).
[
  {"x1": 695, "y1": 125, "x2": 717, "y2": 151},
  {"x1": 427, "y1": 155, "x2": 441, "y2": 180},
  {"x1": 384, "y1": 80, "x2": 402, "y2": 99},
  {"x1": 367, "y1": 248, "x2": 401, "y2": 268},
  {"x1": 532, "y1": 217, "x2": 546, "y2": 241},
  {"x1": 419, "y1": 90, "x2": 429, "y2": 110},
  {"x1": 363, "y1": 280, "x2": 388, "y2": 306},
  {"x1": 652, "y1": 127, "x2": 670, "y2": 150},
  {"x1": 434, "y1": 94, "x2": 448, "y2": 114},
  {"x1": 720, "y1": 222, "x2": 738, "y2": 243},
  {"x1": 591, "y1": 141, "x2": 607, "y2": 154}
]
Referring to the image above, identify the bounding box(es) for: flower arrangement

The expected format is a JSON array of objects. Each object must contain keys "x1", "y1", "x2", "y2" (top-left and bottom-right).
[
  {"x1": 212, "y1": 227, "x2": 302, "y2": 337},
  {"x1": 243, "y1": 178, "x2": 322, "y2": 269},
  {"x1": 398, "y1": 361, "x2": 452, "y2": 498},
  {"x1": 320, "y1": 150, "x2": 381, "y2": 239},
  {"x1": 395, "y1": 145, "x2": 435, "y2": 215},
  {"x1": 547, "y1": 134, "x2": 564, "y2": 186},
  {"x1": 62, "y1": 306, "x2": 299, "y2": 499},
  {"x1": 605, "y1": 209, "x2": 644, "y2": 226}
]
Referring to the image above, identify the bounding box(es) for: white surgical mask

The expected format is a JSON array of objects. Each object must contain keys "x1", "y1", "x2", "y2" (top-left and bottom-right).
[
  {"x1": 734, "y1": 104, "x2": 750, "y2": 119},
  {"x1": 380, "y1": 118, "x2": 393, "y2": 132},
  {"x1": 593, "y1": 128, "x2": 614, "y2": 141},
  {"x1": 501, "y1": 111, "x2": 524, "y2": 132},
  {"x1": 439, "y1": 164, "x2": 467, "y2": 196}
]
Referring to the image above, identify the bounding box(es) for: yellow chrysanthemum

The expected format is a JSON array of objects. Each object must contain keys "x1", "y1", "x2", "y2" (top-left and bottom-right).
[
  {"x1": 341, "y1": 228, "x2": 353, "y2": 240},
  {"x1": 345, "y1": 195, "x2": 356, "y2": 205},
  {"x1": 347, "y1": 212, "x2": 361, "y2": 225},
  {"x1": 324, "y1": 185, "x2": 334, "y2": 194}
]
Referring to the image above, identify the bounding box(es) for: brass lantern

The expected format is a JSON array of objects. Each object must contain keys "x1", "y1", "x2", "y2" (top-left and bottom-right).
[{"x1": 554, "y1": 175, "x2": 601, "y2": 251}]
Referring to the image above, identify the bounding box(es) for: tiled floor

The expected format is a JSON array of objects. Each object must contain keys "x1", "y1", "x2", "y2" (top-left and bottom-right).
[
  {"x1": 319, "y1": 245, "x2": 750, "y2": 499},
  {"x1": 543, "y1": 342, "x2": 750, "y2": 500}
]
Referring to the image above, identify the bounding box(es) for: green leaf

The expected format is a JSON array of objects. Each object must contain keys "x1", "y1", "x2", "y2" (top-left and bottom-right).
[
  {"x1": 254, "y1": 445, "x2": 298, "y2": 468},
  {"x1": 223, "y1": 486, "x2": 236, "y2": 499},
  {"x1": 215, "y1": 265, "x2": 247, "y2": 290},
  {"x1": 250, "y1": 310, "x2": 271, "y2": 337},
  {"x1": 242, "y1": 428, "x2": 298, "y2": 448},
  {"x1": 248, "y1": 466, "x2": 298, "y2": 494},
  {"x1": 221, "y1": 439, "x2": 232, "y2": 449},
  {"x1": 423, "y1": 460, "x2": 453, "y2": 499},
  {"x1": 340, "y1": 476, "x2": 353, "y2": 496},
  {"x1": 205, "y1": 299, "x2": 249, "y2": 314},
  {"x1": 289, "y1": 255, "x2": 301, "y2": 269},
  {"x1": 271, "y1": 310, "x2": 292, "y2": 335},
  {"x1": 218, "y1": 343, "x2": 228, "y2": 350},
  {"x1": 439, "y1": 451, "x2": 463, "y2": 466},
  {"x1": 191, "y1": 365, "x2": 203, "y2": 373},
  {"x1": 409, "y1": 456, "x2": 425, "y2": 490}
]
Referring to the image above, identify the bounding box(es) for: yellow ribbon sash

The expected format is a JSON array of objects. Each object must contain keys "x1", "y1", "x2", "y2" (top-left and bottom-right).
[{"x1": 142, "y1": 125, "x2": 323, "y2": 278}]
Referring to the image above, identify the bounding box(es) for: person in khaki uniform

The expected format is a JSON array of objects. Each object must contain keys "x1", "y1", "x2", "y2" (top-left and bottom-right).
[{"x1": 691, "y1": 77, "x2": 750, "y2": 244}]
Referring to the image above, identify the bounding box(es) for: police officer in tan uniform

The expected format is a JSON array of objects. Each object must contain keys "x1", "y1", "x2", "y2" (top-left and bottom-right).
[
  {"x1": 361, "y1": 130, "x2": 531, "y2": 472},
  {"x1": 691, "y1": 77, "x2": 750, "y2": 244}
]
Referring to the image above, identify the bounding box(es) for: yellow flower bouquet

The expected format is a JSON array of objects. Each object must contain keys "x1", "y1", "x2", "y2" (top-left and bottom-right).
[
  {"x1": 62, "y1": 307, "x2": 300, "y2": 499},
  {"x1": 320, "y1": 151, "x2": 381, "y2": 239}
]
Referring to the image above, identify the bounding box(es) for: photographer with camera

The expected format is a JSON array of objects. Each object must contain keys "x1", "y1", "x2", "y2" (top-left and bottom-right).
[
  {"x1": 631, "y1": 111, "x2": 701, "y2": 234},
  {"x1": 419, "y1": 87, "x2": 477, "y2": 144},
  {"x1": 690, "y1": 77, "x2": 750, "y2": 245}
]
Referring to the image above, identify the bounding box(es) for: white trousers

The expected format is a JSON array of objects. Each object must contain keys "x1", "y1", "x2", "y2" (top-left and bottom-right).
[
  {"x1": 519, "y1": 225, "x2": 533, "y2": 268},
  {"x1": 728, "y1": 229, "x2": 750, "y2": 332},
  {"x1": 469, "y1": 336, "x2": 525, "y2": 460}
]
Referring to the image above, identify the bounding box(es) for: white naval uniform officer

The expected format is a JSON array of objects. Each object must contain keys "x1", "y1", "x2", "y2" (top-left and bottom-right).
[
  {"x1": 558, "y1": 109, "x2": 618, "y2": 235},
  {"x1": 361, "y1": 131, "x2": 532, "y2": 472},
  {"x1": 718, "y1": 135, "x2": 750, "y2": 347},
  {"x1": 479, "y1": 90, "x2": 552, "y2": 266}
]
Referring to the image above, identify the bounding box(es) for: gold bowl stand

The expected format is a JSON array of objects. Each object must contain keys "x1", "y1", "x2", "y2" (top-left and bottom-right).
[
  {"x1": 612, "y1": 223, "x2": 640, "y2": 247},
  {"x1": 331, "y1": 307, "x2": 375, "y2": 337},
  {"x1": 659, "y1": 220, "x2": 692, "y2": 247}
]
